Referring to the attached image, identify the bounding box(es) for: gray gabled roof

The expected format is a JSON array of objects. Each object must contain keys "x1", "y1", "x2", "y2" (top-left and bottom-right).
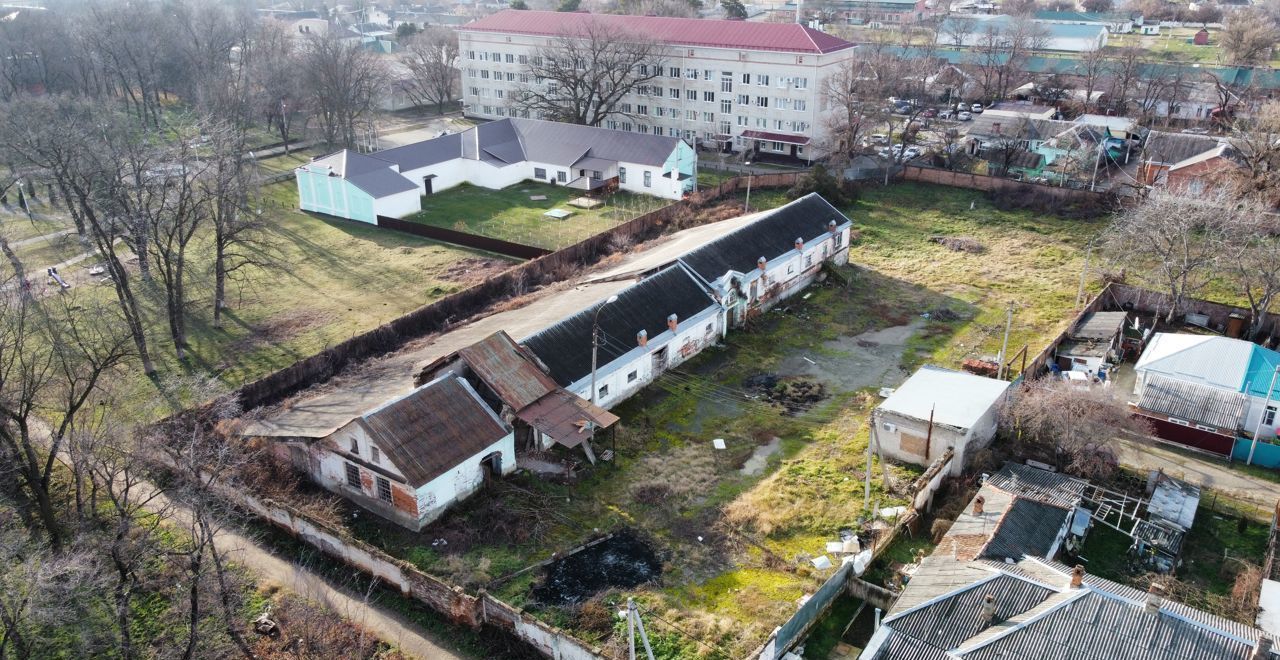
[
  {"x1": 986, "y1": 463, "x2": 1088, "y2": 508},
  {"x1": 981, "y1": 497, "x2": 1071, "y2": 560},
  {"x1": 1137, "y1": 373, "x2": 1247, "y2": 430},
  {"x1": 1142, "y1": 131, "x2": 1226, "y2": 167},
  {"x1": 304, "y1": 150, "x2": 419, "y2": 197},
  {"x1": 1070, "y1": 310, "x2": 1128, "y2": 341}
]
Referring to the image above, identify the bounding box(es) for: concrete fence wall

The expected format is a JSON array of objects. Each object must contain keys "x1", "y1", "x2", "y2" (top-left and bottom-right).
[{"x1": 377, "y1": 215, "x2": 552, "y2": 259}]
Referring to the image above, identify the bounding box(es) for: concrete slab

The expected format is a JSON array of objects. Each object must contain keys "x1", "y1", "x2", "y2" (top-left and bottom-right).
[{"x1": 240, "y1": 208, "x2": 772, "y2": 438}]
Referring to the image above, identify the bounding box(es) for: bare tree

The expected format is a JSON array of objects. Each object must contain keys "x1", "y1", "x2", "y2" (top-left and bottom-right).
[
  {"x1": 1001, "y1": 379, "x2": 1153, "y2": 480},
  {"x1": 1222, "y1": 205, "x2": 1280, "y2": 339},
  {"x1": 513, "y1": 18, "x2": 667, "y2": 126},
  {"x1": 301, "y1": 34, "x2": 387, "y2": 148},
  {"x1": 203, "y1": 122, "x2": 269, "y2": 330},
  {"x1": 250, "y1": 21, "x2": 303, "y2": 153},
  {"x1": 939, "y1": 13, "x2": 978, "y2": 49},
  {"x1": 1103, "y1": 188, "x2": 1229, "y2": 323},
  {"x1": 1074, "y1": 46, "x2": 1110, "y2": 113},
  {"x1": 1229, "y1": 100, "x2": 1280, "y2": 202},
  {"x1": 400, "y1": 27, "x2": 460, "y2": 114},
  {"x1": 1223, "y1": 8, "x2": 1280, "y2": 65}
]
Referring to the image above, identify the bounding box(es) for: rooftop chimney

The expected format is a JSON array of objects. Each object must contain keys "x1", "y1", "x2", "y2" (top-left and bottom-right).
[
  {"x1": 1253, "y1": 637, "x2": 1274, "y2": 660},
  {"x1": 637, "y1": 329, "x2": 648, "y2": 347},
  {"x1": 667, "y1": 314, "x2": 678, "y2": 334},
  {"x1": 1070, "y1": 564, "x2": 1085, "y2": 589},
  {"x1": 828, "y1": 219, "x2": 838, "y2": 234},
  {"x1": 980, "y1": 594, "x2": 997, "y2": 625},
  {"x1": 795, "y1": 237, "x2": 804, "y2": 251},
  {"x1": 973, "y1": 495, "x2": 985, "y2": 515},
  {"x1": 757, "y1": 256, "x2": 768, "y2": 271},
  {"x1": 1144, "y1": 583, "x2": 1164, "y2": 614}
]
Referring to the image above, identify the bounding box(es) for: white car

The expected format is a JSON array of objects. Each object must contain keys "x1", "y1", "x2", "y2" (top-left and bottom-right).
[
  {"x1": 957, "y1": 111, "x2": 973, "y2": 121},
  {"x1": 903, "y1": 147, "x2": 923, "y2": 160},
  {"x1": 971, "y1": 103, "x2": 984, "y2": 113}
]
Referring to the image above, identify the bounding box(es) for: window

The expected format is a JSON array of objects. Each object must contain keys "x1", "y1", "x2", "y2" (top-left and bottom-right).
[
  {"x1": 655, "y1": 107, "x2": 666, "y2": 118},
  {"x1": 794, "y1": 77, "x2": 808, "y2": 89},
  {"x1": 705, "y1": 322, "x2": 713, "y2": 334},
  {"x1": 639, "y1": 124, "x2": 649, "y2": 134},
  {"x1": 1195, "y1": 424, "x2": 1217, "y2": 432},
  {"x1": 795, "y1": 100, "x2": 807, "y2": 111},
  {"x1": 621, "y1": 103, "x2": 632, "y2": 113},
  {"x1": 467, "y1": 50, "x2": 475, "y2": 60},
  {"x1": 777, "y1": 98, "x2": 791, "y2": 110},
  {"x1": 505, "y1": 53, "x2": 514, "y2": 63},
  {"x1": 755, "y1": 117, "x2": 767, "y2": 128},
  {"x1": 490, "y1": 51, "x2": 500, "y2": 61},
  {"x1": 805, "y1": 254, "x2": 813, "y2": 268},
  {"x1": 737, "y1": 94, "x2": 749, "y2": 106},
  {"x1": 737, "y1": 115, "x2": 748, "y2": 126},
  {"x1": 495, "y1": 89, "x2": 504, "y2": 99},
  {"x1": 756, "y1": 96, "x2": 768, "y2": 107},
  {"x1": 622, "y1": 122, "x2": 632, "y2": 131},
  {"x1": 1168, "y1": 417, "x2": 1191, "y2": 426},
  {"x1": 639, "y1": 63, "x2": 648, "y2": 75},
  {"x1": 480, "y1": 70, "x2": 490, "y2": 79},
  {"x1": 719, "y1": 120, "x2": 732, "y2": 134},
  {"x1": 787, "y1": 264, "x2": 794, "y2": 274},
  {"x1": 741, "y1": 73, "x2": 750, "y2": 84},
  {"x1": 772, "y1": 141, "x2": 784, "y2": 151},
  {"x1": 619, "y1": 167, "x2": 627, "y2": 183},
  {"x1": 670, "y1": 127, "x2": 680, "y2": 137},
  {"x1": 774, "y1": 119, "x2": 785, "y2": 130},
  {"x1": 469, "y1": 86, "x2": 479, "y2": 96},
  {"x1": 518, "y1": 54, "x2": 527, "y2": 64},
  {"x1": 557, "y1": 171, "x2": 567, "y2": 182},
  {"x1": 685, "y1": 67, "x2": 697, "y2": 79},
  {"x1": 370, "y1": 446, "x2": 380, "y2": 463},
  {"x1": 345, "y1": 463, "x2": 361, "y2": 488},
  {"x1": 721, "y1": 99, "x2": 731, "y2": 113},
  {"x1": 704, "y1": 91, "x2": 716, "y2": 102},
  {"x1": 669, "y1": 67, "x2": 680, "y2": 78},
  {"x1": 376, "y1": 477, "x2": 392, "y2": 503},
  {"x1": 607, "y1": 120, "x2": 619, "y2": 130},
  {"x1": 1266, "y1": 406, "x2": 1277, "y2": 426},
  {"x1": 756, "y1": 74, "x2": 770, "y2": 86},
  {"x1": 637, "y1": 104, "x2": 648, "y2": 115},
  {"x1": 704, "y1": 69, "x2": 714, "y2": 80},
  {"x1": 483, "y1": 105, "x2": 492, "y2": 114},
  {"x1": 834, "y1": 231, "x2": 843, "y2": 247},
  {"x1": 506, "y1": 72, "x2": 516, "y2": 81},
  {"x1": 721, "y1": 74, "x2": 733, "y2": 93},
  {"x1": 532, "y1": 55, "x2": 542, "y2": 66},
  {"x1": 598, "y1": 384, "x2": 610, "y2": 399},
  {"x1": 534, "y1": 167, "x2": 546, "y2": 179},
  {"x1": 686, "y1": 109, "x2": 697, "y2": 120},
  {"x1": 349, "y1": 438, "x2": 359, "y2": 455},
  {"x1": 669, "y1": 88, "x2": 679, "y2": 98},
  {"x1": 686, "y1": 89, "x2": 697, "y2": 101},
  {"x1": 466, "y1": 68, "x2": 475, "y2": 78},
  {"x1": 703, "y1": 112, "x2": 714, "y2": 123},
  {"x1": 644, "y1": 171, "x2": 652, "y2": 187},
  {"x1": 627, "y1": 371, "x2": 638, "y2": 383},
  {"x1": 519, "y1": 73, "x2": 529, "y2": 83}
]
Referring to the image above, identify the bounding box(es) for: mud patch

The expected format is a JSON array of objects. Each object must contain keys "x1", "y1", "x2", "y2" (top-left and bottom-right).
[
  {"x1": 531, "y1": 530, "x2": 662, "y2": 606},
  {"x1": 439, "y1": 257, "x2": 509, "y2": 284},
  {"x1": 775, "y1": 320, "x2": 923, "y2": 393},
  {"x1": 740, "y1": 436, "x2": 782, "y2": 476},
  {"x1": 743, "y1": 374, "x2": 827, "y2": 415}
]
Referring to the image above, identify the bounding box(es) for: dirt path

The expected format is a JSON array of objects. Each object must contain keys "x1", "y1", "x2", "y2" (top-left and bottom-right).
[
  {"x1": 1115, "y1": 433, "x2": 1280, "y2": 510},
  {"x1": 11, "y1": 227, "x2": 75, "y2": 248}
]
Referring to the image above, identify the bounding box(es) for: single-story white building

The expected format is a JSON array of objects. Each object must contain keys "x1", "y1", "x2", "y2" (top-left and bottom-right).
[
  {"x1": 295, "y1": 117, "x2": 697, "y2": 223},
  {"x1": 874, "y1": 365, "x2": 1012, "y2": 475},
  {"x1": 936, "y1": 15, "x2": 1108, "y2": 52},
  {"x1": 269, "y1": 373, "x2": 516, "y2": 530}
]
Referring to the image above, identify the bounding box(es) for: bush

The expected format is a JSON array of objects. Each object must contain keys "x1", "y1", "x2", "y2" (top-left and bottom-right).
[{"x1": 786, "y1": 165, "x2": 857, "y2": 206}]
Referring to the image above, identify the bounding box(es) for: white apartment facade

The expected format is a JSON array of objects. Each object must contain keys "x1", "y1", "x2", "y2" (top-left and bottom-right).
[{"x1": 455, "y1": 10, "x2": 858, "y2": 160}]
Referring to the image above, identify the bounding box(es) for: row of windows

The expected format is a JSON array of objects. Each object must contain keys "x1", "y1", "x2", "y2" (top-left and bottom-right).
[
  {"x1": 344, "y1": 462, "x2": 394, "y2": 504},
  {"x1": 462, "y1": 51, "x2": 811, "y2": 90},
  {"x1": 630, "y1": 85, "x2": 810, "y2": 109}
]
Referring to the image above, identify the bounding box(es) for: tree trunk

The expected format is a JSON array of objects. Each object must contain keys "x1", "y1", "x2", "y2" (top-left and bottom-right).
[
  {"x1": 112, "y1": 551, "x2": 134, "y2": 660},
  {"x1": 213, "y1": 249, "x2": 226, "y2": 329}
]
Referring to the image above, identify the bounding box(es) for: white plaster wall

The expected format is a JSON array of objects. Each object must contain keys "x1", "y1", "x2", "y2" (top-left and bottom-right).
[
  {"x1": 875, "y1": 411, "x2": 970, "y2": 475},
  {"x1": 373, "y1": 188, "x2": 422, "y2": 219},
  {"x1": 414, "y1": 433, "x2": 515, "y2": 524}
]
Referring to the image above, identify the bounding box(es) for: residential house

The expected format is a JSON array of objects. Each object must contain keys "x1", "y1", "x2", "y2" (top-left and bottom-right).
[
  {"x1": 456, "y1": 10, "x2": 858, "y2": 159},
  {"x1": 390, "y1": 10, "x2": 471, "y2": 30},
  {"x1": 1149, "y1": 80, "x2": 1235, "y2": 123},
  {"x1": 296, "y1": 117, "x2": 696, "y2": 223},
  {"x1": 1138, "y1": 130, "x2": 1243, "y2": 193},
  {"x1": 1131, "y1": 333, "x2": 1280, "y2": 456},
  {"x1": 936, "y1": 15, "x2": 1109, "y2": 52},
  {"x1": 261, "y1": 9, "x2": 329, "y2": 37},
  {"x1": 1054, "y1": 310, "x2": 1127, "y2": 373},
  {"x1": 522, "y1": 193, "x2": 854, "y2": 407},
  {"x1": 270, "y1": 373, "x2": 515, "y2": 530},
  {"x1": 860, "y1": 463, "x2": 1275, "y2": 660},
  {"x1": 983, "y1": 101, "x2": 1058, "y2": 120},
  {"x1": 1031, "y1": 9, "x2": 1141, "y2": 34},
  {"x1": 873, "y1": 365, "x2": 1011, "y2": 475}
]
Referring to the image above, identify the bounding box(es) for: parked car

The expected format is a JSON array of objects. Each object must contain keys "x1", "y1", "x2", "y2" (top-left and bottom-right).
[
  {"x1": 957, "y1": 111, "x2": 973, "y2": 121},
  {"x1": 971, "y1": 103, "x2": 984, "y2": 113},
  {"x1": 870, "y1": 133, "x2": 889, "y2": 144},
  {"x1": 903, "y1": 146, "x2": 923, "y2": 160},
  {"x1": 956, "y1": 102, "x2": 967, "y2": 112},
  {"x1": 938, "y1": 110, "x2": 955, "y2": 120},
  {"x1": 921, "y1": 108, "x2": 937, "y2": 118}
]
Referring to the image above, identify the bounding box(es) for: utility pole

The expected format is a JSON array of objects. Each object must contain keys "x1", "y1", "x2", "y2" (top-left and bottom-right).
[
  {"x1": 997, "y1": 303, "x2": 1014, "y2": 380},
  {"x1": 626, "y1": 599, "x2": 655, "y2": 660},
  {"x1": 744, "y1": 170, "x2": 753, "y2": 214},
  {"x1": 588, "y1": 295, "x2": 619, "y2": 464}
]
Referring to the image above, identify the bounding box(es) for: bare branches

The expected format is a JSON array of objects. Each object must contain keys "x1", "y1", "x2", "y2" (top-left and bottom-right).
[
  {"x1": 513, "y1": 19, "x2": 668, "y2": 126},
  {"x1": 301, "y1": 34, "x2": 387, "y2": 149},
  {"x1": 399, "y1": 27, "x2": 460, "y2": 114}
]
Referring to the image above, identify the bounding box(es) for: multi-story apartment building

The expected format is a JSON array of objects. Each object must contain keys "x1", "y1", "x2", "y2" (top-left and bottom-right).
[{"x1": 456, "y1": 10, "x2": 858, "y2": 161}]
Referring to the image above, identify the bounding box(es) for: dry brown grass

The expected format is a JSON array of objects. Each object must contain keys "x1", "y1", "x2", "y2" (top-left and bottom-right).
[{"x1": 627, "y1": 444, "x2": 719, "y2": 504}]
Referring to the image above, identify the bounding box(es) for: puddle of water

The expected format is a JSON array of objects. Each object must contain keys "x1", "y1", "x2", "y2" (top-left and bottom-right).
[
  {"x1": 740, "y1": 436, "x2": 782, "y2": 476},
  {"x1": 531, "y1": 529, "x2": 661, "y2": 606}
]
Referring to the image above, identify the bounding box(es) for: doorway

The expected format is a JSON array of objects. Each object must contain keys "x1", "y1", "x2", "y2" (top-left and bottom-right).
[
  {"x1": 480, "y1": 452, "x2": 503, "y2": 482},
  {"x1": 422, "y1": 175, "x2": 435, "y2": 195}
]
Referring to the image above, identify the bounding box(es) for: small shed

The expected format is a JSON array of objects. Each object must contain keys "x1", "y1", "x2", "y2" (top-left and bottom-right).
[
  {"x1": 1148, "y1": 471, "x2": 1201, "y2": 531},
  {"x1": 874, "y1": 366, "x2": 1012, "y2": 475},
  {"x1": 1056, "y1": 310, "x2": 1127, "y2": 373},
  {"x1": 1194, "y1": 28, "x2": 1210, "y2": 46}
]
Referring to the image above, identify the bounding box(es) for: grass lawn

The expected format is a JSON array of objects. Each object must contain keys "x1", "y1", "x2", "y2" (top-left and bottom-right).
[
  {"x1": 406, "y1": 182, "x2": 672, "y2": 250},
  {"x1": 54, "y1": 181, "x2": 512, "y2": 418},
  {"x1": 0, "y1": 206, "x2": 71, "y2": 243},
  {"x1": 253, "y1": 147, "x2": 328, "y2": 175}
]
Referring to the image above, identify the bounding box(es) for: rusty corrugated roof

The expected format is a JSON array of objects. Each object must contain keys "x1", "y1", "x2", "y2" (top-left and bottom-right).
[
  {"x1": 362, "y1": 375, "x2": 511, "y2": 488},
  {"x1": 458, "y1": 331, "x2": 559, "y2": 411},
  {"x1": 517, "y1": 389, "x2": 619, "y2": 449}
]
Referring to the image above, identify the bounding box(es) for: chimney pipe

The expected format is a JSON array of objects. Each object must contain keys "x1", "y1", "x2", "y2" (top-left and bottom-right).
[
  {"x1": 794, "y1": 237, "x2": 804, "y2": 251},
  {"x1": 757, "y1": 256, "x2": 767, "y2": 271},
  {"x1": 637, "y1": 329, "x2": 648, "y2": 347},
  {"x1": 1253, "y1": 637, "x2": 1274, "y2": 660},
  {"x1": 973, "y1": 495, "x2": 985, "y2": 515},
  {"x1": 1144, "y1": 583, "x2": 1164, "y2": 614},
  {"x1": 828, "y1": 219, "x2": 838, "y2": 234},
  {"x1": 1070, "y1": 564, "x2": 1085, "y2": 589},
  {"x1": 667, "y1": 314, "x2": 678, "y2": 334},
  {"x1": 979, "y1": 594, "x2": 997, "y2": 625}
]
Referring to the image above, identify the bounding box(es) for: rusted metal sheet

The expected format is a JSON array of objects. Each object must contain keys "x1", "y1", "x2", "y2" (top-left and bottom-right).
[
  {"x1": 517, "y1": 389, "x2": 619, "y2": 449},
  {"x1": 458, "y1": 331, "x2": 559, "y2": 411}
]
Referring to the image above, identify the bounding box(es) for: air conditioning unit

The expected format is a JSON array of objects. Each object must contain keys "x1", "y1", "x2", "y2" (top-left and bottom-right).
[{"x1": 882, "y1": 422, "x2": 897, "y2": 433}]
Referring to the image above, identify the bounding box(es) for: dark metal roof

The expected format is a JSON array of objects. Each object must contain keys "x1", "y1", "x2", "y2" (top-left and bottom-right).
[
  {"x1": 362, "y1": 375, "x2": 511, "y2": 488},
  {"x1": 868, "y1": 629, "x2": 953, "y2": 660},
  {"x1": 963, "y1": 590, "x2": 1257, "y2": 660},
  {"x1": 1070, "y1": 310, "x2": 1127, "y2": 340},
  {"x1": 1143, "y1": 131, "x2": 1225, "y2": 167},
  {"x1": 981, "y1": 498, "x2": 1071, "y2": 561},
  {"x1": 457, "y1": 331, "x2": 559, "y2": 411},
  {"x1": 986, "y1": 463, "x2": 1088, "y2": 508},
  {"x1": 968, "y1": 116, "x2": 1074, "y2": 142},
  {"x1": 680, "y1": 193, "x2": 851, "y2": 281},
  {"x1": 1136, "y1": 373, "x2": 1247, "y2": 430},
  {"x1": 522, "y1": 264, "x2": 718, "y2": 387},
  {"x1": 305, "y1": 150, "x2": 419, "y2": 197},
  {"x1": 516, "y1": 389, "x2": 620, "y2": 448},
  {"x1": 376, "y1": 132, "x2": 463, "y2": 171},
  {"x1": 887, "y1": 574, "x2": 1056, "y2": 651}
]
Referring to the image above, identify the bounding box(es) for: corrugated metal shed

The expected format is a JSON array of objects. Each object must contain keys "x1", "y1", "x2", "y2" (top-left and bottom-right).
[
  {"x1": 362, "y1": 375, "x2": 510, "y2": 488},
  {"x1": 1069, "y1": 310, "x2": 1127, "y2": 341},
  {"x1": 522, "y1": 263, "x2": 718, "y2": 387},
  {"x1": 886, "y1": 574, "x2": 1055, "y2": 650},
  {"x1": 681, "y1": 193, "x2": 851, "y2": 282},
  {"x1": 1148, "y1": 473, "x2": 1201, "y2": 531},
  {"x1": 1136, "y1": 373, "x2": 1246, "y2": 430},
  {"x1": 986, "y1": 463, "x2": 1087, "y2": 508},
  {"x1": 981, "y1": 498, "x2": 1071, "y2": 561},
  {"x1": 516, "y1": 389, "x2": 619, "y2": 448},
  {"x1": 458, "y1": 10, "x2": 856, "y2": 54},
  {"x1": 876, "y1": 365, "x2": 1011, "y2": 432},
  {"x1": 457, "y1": 331, "x2": 558, "y2": 411}
]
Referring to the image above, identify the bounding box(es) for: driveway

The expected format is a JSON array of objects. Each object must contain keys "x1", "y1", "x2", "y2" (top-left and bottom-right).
[{"x1": 1115, "y1": 432, "x2": 1280, "y2": 510}]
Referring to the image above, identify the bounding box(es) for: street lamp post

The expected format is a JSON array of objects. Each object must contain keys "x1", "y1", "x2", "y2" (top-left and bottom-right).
[{"x1": 589, "y1": 294, "x2": 620, "y2": 459}]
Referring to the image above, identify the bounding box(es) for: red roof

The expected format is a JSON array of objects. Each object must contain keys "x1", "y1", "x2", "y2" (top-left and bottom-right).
[
  {"x1": 459, "y1": 10, "x2": 856, "y2": 55},
  {"x1": 741, "y1": 130, "x2": 811, "y2": 145}
]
